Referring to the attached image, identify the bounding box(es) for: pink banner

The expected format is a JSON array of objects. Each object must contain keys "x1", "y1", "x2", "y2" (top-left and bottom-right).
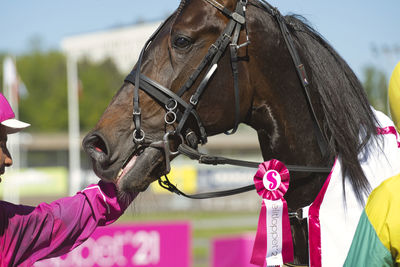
[
  {"x1": 35, "y1": 221, "x2": 191, "y2": 267},
  {"x1": 212, "y1": 234, "x2": 256, "y2": 267}
]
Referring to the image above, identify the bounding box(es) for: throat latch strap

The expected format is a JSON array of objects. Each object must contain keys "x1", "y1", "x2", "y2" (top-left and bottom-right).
[{"x1": 158, "y1": 174, "x2": 255, "y2": 199}]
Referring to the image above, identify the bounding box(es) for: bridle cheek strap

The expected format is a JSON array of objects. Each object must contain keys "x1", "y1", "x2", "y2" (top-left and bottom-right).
[
  {"x1": 125, "y1": 1, "x2": 248, "y2": 146},
  {"x1": 125, "y1": 70, "x2": 208, "y2": 143},
  {"x1": 129, "y1": 15, "x2": 175, "y2": 143}
]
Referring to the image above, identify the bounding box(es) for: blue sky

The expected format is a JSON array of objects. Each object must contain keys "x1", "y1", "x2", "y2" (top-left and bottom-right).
[{"x1": 1, "y1": 0, "x2": 399, "y2": 80}]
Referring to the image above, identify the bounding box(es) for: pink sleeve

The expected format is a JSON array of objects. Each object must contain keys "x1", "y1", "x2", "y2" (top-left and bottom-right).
[{"x1": 0, "y1": 180, "x2": 136, "y2": 266}]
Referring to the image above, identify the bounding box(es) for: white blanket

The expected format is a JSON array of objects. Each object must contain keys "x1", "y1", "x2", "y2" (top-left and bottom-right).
[{"x1": 307, "y1": 109, "x2": 400, "y2": 267}]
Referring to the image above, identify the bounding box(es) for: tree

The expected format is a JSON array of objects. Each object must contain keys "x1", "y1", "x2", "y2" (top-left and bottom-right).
[
  {"x1": 78, "y1": 58, "x2": 124, "y2": 132},
  {"x1": 17, "y1": 50, "x2": 68, "y2": 132}
]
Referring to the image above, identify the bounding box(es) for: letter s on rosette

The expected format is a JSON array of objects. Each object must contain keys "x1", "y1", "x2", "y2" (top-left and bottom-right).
[{"x1": 250, "y1": 159, "x2": 294, "y2": 267}]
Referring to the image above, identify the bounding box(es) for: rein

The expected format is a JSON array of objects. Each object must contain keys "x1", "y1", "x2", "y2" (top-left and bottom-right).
[
  {"x1": 124, "y1": 0, "x2": 331, "y2": 200},
  {"x1": 157, "y1": 143, "x2": 331, "y2": 199}
]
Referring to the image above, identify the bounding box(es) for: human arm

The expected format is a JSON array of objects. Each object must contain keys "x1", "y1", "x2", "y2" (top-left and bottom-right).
[{"x1": 0, "y1": 180, "x2": 136, "y2": 266}]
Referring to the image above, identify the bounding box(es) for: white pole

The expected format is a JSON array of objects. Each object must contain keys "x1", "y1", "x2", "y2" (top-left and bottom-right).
[
  {"x1": 3, "y1": 57, "x2": 20, "y2": 170},
  {"x1": 2, "y1": 56, "x2": 20, "y2": 203},
  {"x1": 67, "y1": 55, "x2": 82, "y2": 195}
]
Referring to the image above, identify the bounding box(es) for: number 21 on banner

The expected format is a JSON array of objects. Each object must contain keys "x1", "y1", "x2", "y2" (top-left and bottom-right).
[{"x1": 132, "y1": 231, "x2": 160, "y2": 265}]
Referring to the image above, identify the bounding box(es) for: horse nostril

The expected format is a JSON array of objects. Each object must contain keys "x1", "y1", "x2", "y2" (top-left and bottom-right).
[
  {"x1": 83, "y1": 133, "x2": 109, "y2": 159},
  {"x1": 92, "y1": 137, "x2": 108, "y2": 155}
]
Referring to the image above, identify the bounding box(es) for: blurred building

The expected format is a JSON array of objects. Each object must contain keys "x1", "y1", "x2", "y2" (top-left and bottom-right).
[{"x1": 61, "y1": 21, "x2": 162, "y2": 74}]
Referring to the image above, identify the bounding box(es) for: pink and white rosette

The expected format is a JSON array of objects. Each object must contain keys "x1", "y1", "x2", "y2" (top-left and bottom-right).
[{"x1": 250, "y1": 159, "x2": 293, "y2": 266}]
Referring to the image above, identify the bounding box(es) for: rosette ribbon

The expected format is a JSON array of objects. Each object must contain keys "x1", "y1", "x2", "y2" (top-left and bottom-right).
[{"x1": 250, "y1": 159, "x2": 293, "y2": 266}]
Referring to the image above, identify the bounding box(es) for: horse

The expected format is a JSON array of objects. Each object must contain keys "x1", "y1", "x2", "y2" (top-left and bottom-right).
[{"x1": 82, "y1": 0, "x2": 400, "y2": 265}]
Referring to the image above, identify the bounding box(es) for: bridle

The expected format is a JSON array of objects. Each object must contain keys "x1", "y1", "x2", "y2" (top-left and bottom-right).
[
  {"x1": 125, "y1": 0, "x2": 249, "y2": 145},
  {"x1": 124, "y1": 0, "x2": 331, "y2": 201}
]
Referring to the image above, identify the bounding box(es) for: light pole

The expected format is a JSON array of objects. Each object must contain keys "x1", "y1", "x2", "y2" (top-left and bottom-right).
[{"x1": 67, "y1": 55, "x2": 82, "y2": 195}]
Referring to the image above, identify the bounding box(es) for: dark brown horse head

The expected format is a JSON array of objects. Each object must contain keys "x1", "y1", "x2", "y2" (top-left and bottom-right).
[
  {"x1": 83, "y1": 0, "x2": 377, "y2": 212},
  {"x1": 83, "y1": 0, "x2": 256, "y2": 194}
]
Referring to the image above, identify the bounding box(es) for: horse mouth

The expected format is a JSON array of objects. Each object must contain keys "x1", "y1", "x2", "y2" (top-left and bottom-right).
[
  {"x1": 115, "y1": 146, "x2": 165, "y2": 193},
  {"x1": 115, "y1": 153, "x2": 138, "y2": 186}
]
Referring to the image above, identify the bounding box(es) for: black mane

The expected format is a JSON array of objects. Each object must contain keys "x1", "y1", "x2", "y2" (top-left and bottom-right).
[
  {"x1": 177, "y1": 0, "x2": 189, "y2": 14},
  {"x1": 284, "y1": 14, "x2": 380, "y2": 203}
]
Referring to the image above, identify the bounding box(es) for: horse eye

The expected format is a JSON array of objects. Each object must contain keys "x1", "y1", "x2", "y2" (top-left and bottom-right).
[{"x1": 173, "y1": 36, "x2": 192, "y2": 49}]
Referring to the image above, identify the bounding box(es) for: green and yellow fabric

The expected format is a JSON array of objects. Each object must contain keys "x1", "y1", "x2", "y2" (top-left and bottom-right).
[
  {"x1": 344, "y1": 174, "x2": 400, "y2": 267},
  {"x1": 389, "y1": 62, "x2": 400, "y2": 131}
]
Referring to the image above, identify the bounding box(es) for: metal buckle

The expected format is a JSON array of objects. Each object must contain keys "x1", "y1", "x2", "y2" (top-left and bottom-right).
[
  {"x1": 164, "y1": 132, "x2": 184, "y2": 155},
  {"x1": 288, "y1": 209, "x2": 304, "y2": 221},
  {"x1": 190, "y1": 95, "x2": 198, "y2": 106},
  {"x1": 133, "y1": 108, "x2": 141, "y2": 116},
  {"x1": 165, "y1": 99, "x2": 178, "y2": 111},
  {"x1": 223, "y1": 33, "x2": 232, "y2": 41},
  {"x1": 236, "y1": 40, "x2": 251, "y2": 49},
  {"x1": 164, "y1": 99, "x2": 178, "y2": 125},
  {"x1": 133, "y1": 129, "x2": 145, "y2": 143},
  {"x1": 161, "y1": 132, "x2": 185, "y2": 173},
  {"x1": 164, "y1": 111, "x2": 177, "y2": 125},
  {"x1": 229, "y1": 42, "x2": 238, "y2": 50}
]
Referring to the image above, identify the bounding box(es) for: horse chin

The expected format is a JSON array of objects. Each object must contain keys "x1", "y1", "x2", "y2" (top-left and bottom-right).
[{"x1": 116, "y1": 147, "x2": 165, "y2": 194}]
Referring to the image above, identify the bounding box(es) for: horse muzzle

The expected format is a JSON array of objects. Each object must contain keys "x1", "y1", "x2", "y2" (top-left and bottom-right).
[{"x1": 83, "y1": 130, "x2": 168, "y2": 193}]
